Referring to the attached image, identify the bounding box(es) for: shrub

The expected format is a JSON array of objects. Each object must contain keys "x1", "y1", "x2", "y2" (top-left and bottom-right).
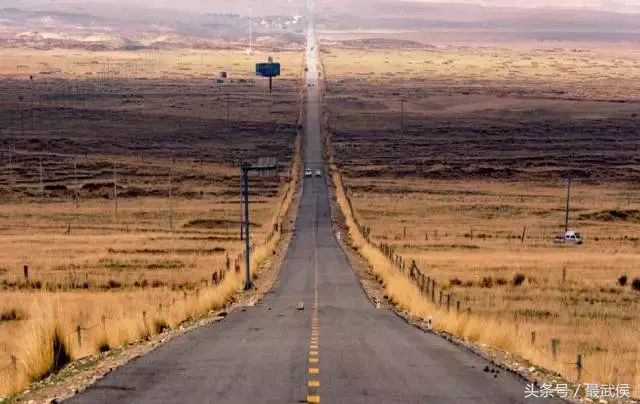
[
  {"x1": 153, "y1": 318, "x2": 169, "y2": 334},
  {"x1": 98, "y1": 341, "x2": 111, "y2": 353},
  {"x1": 107, "y1": 279, "x2": 122, "y2": 289},
  {"x1": 513, "y1": 273, "x2": 526, "y2": 286},
  {"x1": 496, "y1": 277, "x2": 508, "y2": 286},
  {"x1": 37, "y1": 328, "x2": 72, "y2": 380},
  {"x1": 632, "y1": 278, "x2": 640, "y2": 292},
  {"x1": 0, "y1": 308, "x2": 25, "y2": 321},
  {"x1": 480, "y1": 277, "x2": 493, "y2": 288},
  {"x1": 618, "y1": 275, "x2": 628, "y2": 287},
  {"x1": 449, "y1": 278, "x2": 462, "y2": 286}
]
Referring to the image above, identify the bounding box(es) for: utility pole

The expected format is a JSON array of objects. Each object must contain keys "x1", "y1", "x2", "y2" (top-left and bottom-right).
[
  {"x1": 242, "y1": 164, "x2": 250, "y2": 289},
  {"x1": 564, "y1": 159, "x2": 572, "y2": 233},
  {"x1": 74, "y1": 157, "x2": 79, "y2": 208},
  {"x1": 8, "y1": 151, "x2": 13, "y2": 188},
  {"x1": 400, "y1": 99, "x2": 405, "y2": 133},
  {"x1": 39, "y1": 157, "x2": 43, "y2": 204},
  {"x1": 226, "y1": 94, "x2": 230, "y2": 123},
  {"x1": 113, "y1": 162, "x2": 118, "y2": 219},
  {"x1": 247, "y1": 3, "x2": 253, "y2": 55},
  {"x1": 168, "y1": 166, "x2": 173, "y2": 231},
  {"x1": 240, "y1": 160, "x2": 277, "y2": 290},
  {"x1": 240, "y1": 173, "x2": 244, "y2": 240}
]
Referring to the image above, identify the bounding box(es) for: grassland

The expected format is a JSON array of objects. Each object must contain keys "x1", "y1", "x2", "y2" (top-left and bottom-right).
[
  {"x1": 323, "y1": 42, "x2": 640, "y2": 396},
  {"x1": 0, "y1": 46, "x2": 303, "y2": 396}
]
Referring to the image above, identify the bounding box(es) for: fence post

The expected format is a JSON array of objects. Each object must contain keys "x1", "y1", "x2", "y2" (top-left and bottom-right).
[
  {"x1": 431, "y1": 280, "x2": 435, "y2": 303},
  {"x1": 439, "y1": 290, "x2": 443, "y2": 307},
  {"x1": 11, "y1": 355, "x2": 17, "y2": 373},
  {"x1": 76, "y1": 325, "x2": 82, "y2": 348},
  {"x1": 447, "y1": 294, "x2": 451, "y2": 311},
  {"x1": 456, "y1": 300, "x2": 460, "y2": 313},
  {"x1": 23, "y1": 264, "x2": 29, "y2": 281},
  {"x1": 196, "y1": 289, "x2": 200, "y2": 303},
  {"x1": 551, "y1": 338, "x2": 558, "y2": 361},
  {"x1": 562, "y1": 268, "x2": 567, "y2": 284},
  {"x1": 521, "y1": 225, "x2": 527, "y2": 243},
  {"x1": 576, "y1": 354, "x2": 583, "y2": 381},
  {"x1": 531, "y1": 331, "x2": 536, "y2": 345}
]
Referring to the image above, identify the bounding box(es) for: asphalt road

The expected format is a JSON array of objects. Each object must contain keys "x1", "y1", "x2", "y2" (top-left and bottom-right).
[{"x1": 67, "y1": 2, "x2": 559, "y2": 403}]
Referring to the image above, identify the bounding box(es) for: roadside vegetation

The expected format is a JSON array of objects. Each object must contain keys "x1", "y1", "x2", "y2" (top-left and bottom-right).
[
  {"x1": 324, "y1": 43, "x2": 640, "y2": 396},
  {"x1": 0, "y1": 47, "x2": 304, "y2": 396}
]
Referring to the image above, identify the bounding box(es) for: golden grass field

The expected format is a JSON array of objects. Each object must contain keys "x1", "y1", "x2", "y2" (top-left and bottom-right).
[
  {"x1": 0, "y1": 46, "x2": 303, "y2": 396},
  {"x1": 323, "y1": 43, "x2": 640, "y2": 396}
]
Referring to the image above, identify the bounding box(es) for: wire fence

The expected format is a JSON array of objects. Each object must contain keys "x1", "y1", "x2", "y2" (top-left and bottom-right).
[
  {"x1": 333, "y1": 159, "x2": 606, "y2": 390},
  {"x1": 0, "y1": 125, "x2": 300, "y2": 390},
  {"x1": 0, "y1": 215, "x2": 283, "y2": 382}
]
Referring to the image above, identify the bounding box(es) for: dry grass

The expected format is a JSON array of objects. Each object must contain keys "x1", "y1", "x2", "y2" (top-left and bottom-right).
[
  {"x1": 0, "y1": 48, "x2": 303, "y2": 81},
  {"x1": 332, "y1": 166, "x2": 640, "y2": 396},
  {"x1": 0, "y1": 172, "x2": 292, "y2": 395},
  {"x1": 0, "y1": 45, "x2": 304, "y2": 396},
  {"x1": 324, "y1": 43, "x2": 640, "y2": 396},
  {"x1": 321, "y1": 46, "x2": 640, "y2": 101}
]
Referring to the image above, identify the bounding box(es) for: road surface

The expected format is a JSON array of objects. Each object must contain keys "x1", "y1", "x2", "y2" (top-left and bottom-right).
[{"x1": 67, "y1": 2, "x2": 557, "y2": 403}]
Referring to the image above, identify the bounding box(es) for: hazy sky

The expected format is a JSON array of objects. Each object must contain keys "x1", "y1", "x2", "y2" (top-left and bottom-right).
[
  {"x1": 407, "y1": 0, "x2": 640, "y2": 13},
  {"x1": 10, "y1": 0, "x2": 640, "y2": 14}
]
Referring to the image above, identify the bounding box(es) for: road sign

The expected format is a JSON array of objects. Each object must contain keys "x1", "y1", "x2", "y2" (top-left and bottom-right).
[
  {"x1": 256, "y1": 56, "x2": 281, "y2": 92},
  {"x1": 256, "y1": 63, "x2": 281, "y2": 77}
]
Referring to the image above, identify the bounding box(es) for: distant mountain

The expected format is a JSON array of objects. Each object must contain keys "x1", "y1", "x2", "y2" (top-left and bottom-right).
[
  {"x1": 319, "y1": 0, "x2": 640, "y2": 30},
  {"x1": 315, "y1": 0, "x2": 640, "y2": 41}
]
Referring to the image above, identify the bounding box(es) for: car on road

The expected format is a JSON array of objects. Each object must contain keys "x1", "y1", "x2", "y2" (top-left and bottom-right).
[
  {"x1": 315, "y1": 169, "x2": 322, "y2": 177},
  {"x1": 553, "y1": 231, "x2": 583, "y2": 245},
  {"x1": 305, "y1": 168, "x2": 312, "y2": 177}
]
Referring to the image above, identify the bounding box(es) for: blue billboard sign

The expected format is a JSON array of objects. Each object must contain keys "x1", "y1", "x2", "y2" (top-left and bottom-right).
[{"x1": 256, "y1": 63, "x2": 281, "y2": 77}]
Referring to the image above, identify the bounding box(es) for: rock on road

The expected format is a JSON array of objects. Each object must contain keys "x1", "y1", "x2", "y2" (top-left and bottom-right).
[{"x1": 66, "y1": 1, "x2": 559, "y2": 403}]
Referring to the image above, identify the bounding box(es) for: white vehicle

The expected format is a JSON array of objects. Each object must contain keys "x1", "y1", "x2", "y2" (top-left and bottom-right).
[
  {"x1": 554, "y1": 231, "x2": 583, "y2": 245},
  {"x1": 304, "y1": 168, "x2": 313, "y2": 177},
  {"x1": 315, "y1": 169, "x2": 322, "y2": 177}
]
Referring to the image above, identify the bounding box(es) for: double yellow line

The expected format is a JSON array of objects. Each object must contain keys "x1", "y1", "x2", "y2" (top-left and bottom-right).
[
  {"x1": 307, "y1": 183, "x2": 320, "y2": 403},
  {"x1": 307, "y1": 290, "x2": 320, "y2": 403}
]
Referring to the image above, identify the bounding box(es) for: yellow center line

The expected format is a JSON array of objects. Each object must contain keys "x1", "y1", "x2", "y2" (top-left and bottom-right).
[{"x1": 307, "y1": 123, "x2": 321, "y2": 404}]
